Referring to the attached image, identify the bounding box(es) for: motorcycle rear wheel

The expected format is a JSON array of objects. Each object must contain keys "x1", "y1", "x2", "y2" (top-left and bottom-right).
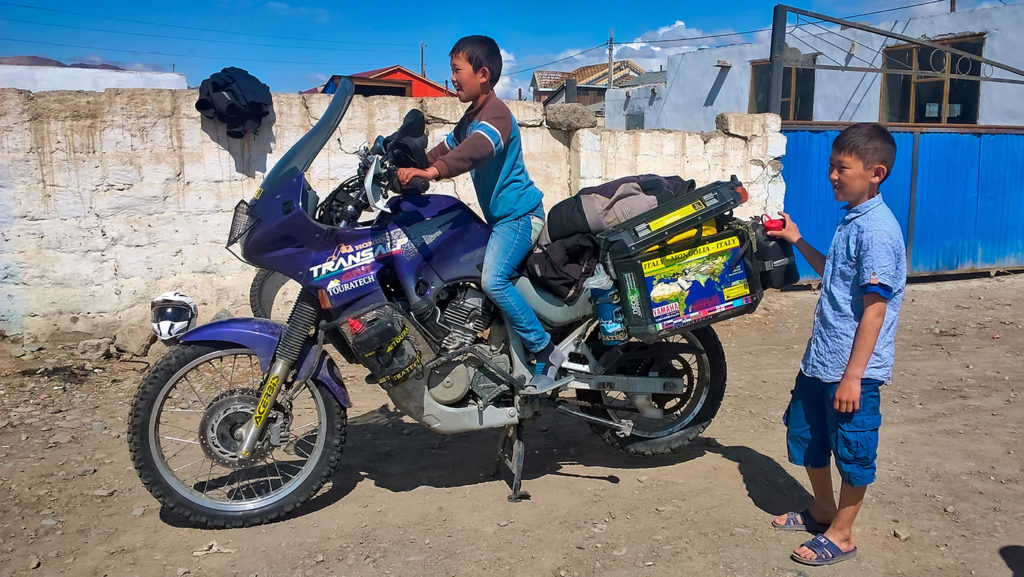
[
  {"x1": 576, "y1": 327, "x2": 726, "y2": 456},
  {"x1": 249, "y1": 268, "x2": 301, "y2": 321},
  {"x1": 128, "y1": 343, "x2": 346, "y2": 528}
]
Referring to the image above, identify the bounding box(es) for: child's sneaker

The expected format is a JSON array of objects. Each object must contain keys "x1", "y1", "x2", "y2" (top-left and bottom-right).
[{"x1": 527, "y1": 342, "x2": 564, "y2": 391}]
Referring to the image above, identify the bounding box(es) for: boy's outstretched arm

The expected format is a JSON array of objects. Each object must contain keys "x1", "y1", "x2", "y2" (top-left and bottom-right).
[
  {"x1": 397, "y1": 139, "x2": 450, "y2": 185},
  {"x1": 834, "y1": 292, "x2": 888, "y2": 412},
  {"x1": 397, "y1": 122, "x2": 506, "y2": 186},
  {"x1": 767, "y1": 211, "x2": 826, "y2": 276}
]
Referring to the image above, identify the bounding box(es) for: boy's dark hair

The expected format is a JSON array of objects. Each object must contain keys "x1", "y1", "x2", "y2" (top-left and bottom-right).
[
  {"x1": 833, "y1": 123, "x2": 897, "y2": 182},
  {"x1": 450, "y1": 35, "x2": 502, "y2": 86}
]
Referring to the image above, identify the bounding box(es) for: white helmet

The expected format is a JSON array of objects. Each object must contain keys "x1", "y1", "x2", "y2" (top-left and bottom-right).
[{"x1": 151, "y1": 291, "x2": 198, "y2": 341}]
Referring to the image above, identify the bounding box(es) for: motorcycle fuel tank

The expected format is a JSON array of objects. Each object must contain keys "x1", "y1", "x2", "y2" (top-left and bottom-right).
[{"x1": 385, "y1": 194, "x2": 490, "y2": 284}]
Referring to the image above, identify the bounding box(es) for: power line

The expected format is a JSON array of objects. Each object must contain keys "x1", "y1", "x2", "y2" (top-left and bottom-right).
[
  {"x1": 0, "y1": 37, "x2": 381, "y2": 67},
  {"x1": 611, "y1": 0, "x2": 947, "y2": 46},
  {"x1": 617, "y1": 28, "x2": 768, "y2": 46},
  {"x1": 505, "y1": 44, "x2": 606, "y2": 76},
  {"x1": 0, "y1": 1, "x2": 418, "y2": 47},
  {"x1": 797, "y1": 18, "x2": 909, "y2": 69},
  {"x1": 0, "y1": 16, "x2": 412, "y2": 53},
  {"x1": 507, "y1": 0, "x2": 946, "y2": 78},
  {"x1": 841, "y1": 0, "x2": 945, "y2": 19}
]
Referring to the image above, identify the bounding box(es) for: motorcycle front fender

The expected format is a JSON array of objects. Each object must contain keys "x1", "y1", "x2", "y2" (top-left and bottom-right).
[{"x1": 179, "y1": 317, "x2": 352, "y2": 408}]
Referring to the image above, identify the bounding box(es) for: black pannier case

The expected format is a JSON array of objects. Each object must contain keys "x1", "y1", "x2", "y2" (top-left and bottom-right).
[{"x1": 599, "y1": 177, "x2": 765, "y2": 342}]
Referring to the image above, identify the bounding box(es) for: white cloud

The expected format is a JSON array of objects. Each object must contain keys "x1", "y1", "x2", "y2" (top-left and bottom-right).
[
  {"x1": 611, "y1": 21, "x2": 737, "y2": 73},
  {"x1": 126, "y1": 62, "x2": 165, "y2": 72},
  {"x1": 511, "y1": 21, "x2": 746, "y2": 81},
  {"x1": 495, "y1": 48, "x2": 529, "y2": 99},
  {"x1": 496, "y1": 74, "x2": 532, "y2": 101},
  {"x1": 306, "y1": 73, "x2": 329, "y2": 85}
]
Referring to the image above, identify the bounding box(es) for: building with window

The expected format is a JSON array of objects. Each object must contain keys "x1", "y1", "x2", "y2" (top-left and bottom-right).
[
  {"x1": 605, "y1": 3, "x2": 1024, "y2": 131},
  {"x1": 302, "y1": 66, "x2": 455, "y2": 97},
  {"x1": 530, "y1": 60, "x2": 645, "y2": 106}
]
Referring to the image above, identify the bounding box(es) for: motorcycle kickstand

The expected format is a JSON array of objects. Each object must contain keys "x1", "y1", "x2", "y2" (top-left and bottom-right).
[{"x1": 493, "y1": 424, "x2": 530, "y2": 502}]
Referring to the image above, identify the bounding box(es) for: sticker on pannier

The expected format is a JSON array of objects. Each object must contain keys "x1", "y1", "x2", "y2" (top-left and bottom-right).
[{"x1": 639, "y1": 235, "x2": 754, "y2": 332}]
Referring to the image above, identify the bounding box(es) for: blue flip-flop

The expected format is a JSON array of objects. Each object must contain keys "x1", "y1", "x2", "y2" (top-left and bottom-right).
[
  {"x1": 791, "y1": 533, "x2": 857, "y2": 566},
  {"x1": 772, "y1": 508, "x2": 831, "y2": 532}
]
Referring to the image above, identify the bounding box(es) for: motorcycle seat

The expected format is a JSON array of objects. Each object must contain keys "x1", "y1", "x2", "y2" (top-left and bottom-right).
[{"x1": 514, "y1": 276, "x2": 594, "y2": 328}]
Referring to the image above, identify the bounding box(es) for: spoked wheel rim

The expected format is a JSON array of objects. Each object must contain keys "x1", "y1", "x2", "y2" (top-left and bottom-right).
[
  {"x1": 596, "y1": 333, "x2": 711, "y2": 438},
  {"x1": 147, "y1": 348, "x2": 328, "y2": 512}
]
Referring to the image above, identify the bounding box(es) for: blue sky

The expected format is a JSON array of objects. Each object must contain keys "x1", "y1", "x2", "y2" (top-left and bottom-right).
[{"x1": 0, "y1": 0, "x2": 1003, "y2": 97}]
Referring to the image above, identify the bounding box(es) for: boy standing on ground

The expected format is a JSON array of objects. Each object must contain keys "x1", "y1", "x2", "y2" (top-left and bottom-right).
[
  {"x1": 398, "y1": 35, "x2": 562, "y2": 388},
  {"x1": 767, "y1": 123, "x2": 906, "y2": 566}
]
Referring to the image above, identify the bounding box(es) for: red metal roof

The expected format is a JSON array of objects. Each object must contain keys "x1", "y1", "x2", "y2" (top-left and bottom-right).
[
  {"x1": 351, "y1": 65, "x2": 452, "y2": 95},
  {"x1": 351, "y1": 66, "x2": 398, "y2": 78}
]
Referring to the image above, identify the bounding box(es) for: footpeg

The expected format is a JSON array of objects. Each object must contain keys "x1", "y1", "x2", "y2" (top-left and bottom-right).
[{"x1": 519, "y1": 376, "x2": 574, "y2": 396}]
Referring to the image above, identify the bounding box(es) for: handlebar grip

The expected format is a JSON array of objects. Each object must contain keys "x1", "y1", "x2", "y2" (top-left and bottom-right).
[{"x1": 407, "y1": 176, "x2": 430, "y2": 193}]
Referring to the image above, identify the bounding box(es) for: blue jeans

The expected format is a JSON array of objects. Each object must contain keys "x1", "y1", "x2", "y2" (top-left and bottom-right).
[{"x1": 482, "y1": 209, "x2": 548, "y2": 353}]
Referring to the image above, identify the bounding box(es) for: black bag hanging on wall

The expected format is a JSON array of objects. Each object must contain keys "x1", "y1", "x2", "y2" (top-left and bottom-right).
[{"x1": 195, "y1": 67, "x2": 273, "y2": 139}]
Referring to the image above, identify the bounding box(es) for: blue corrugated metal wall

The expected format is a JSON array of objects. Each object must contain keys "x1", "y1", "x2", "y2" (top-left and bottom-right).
[{"x1": 781, "y1": 130, "x2": 1024, "y2": 279}]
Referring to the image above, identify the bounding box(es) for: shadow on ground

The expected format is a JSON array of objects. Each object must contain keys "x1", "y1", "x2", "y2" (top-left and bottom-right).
[
  {"x1": 1001, "y1": 545, "x2": 1024, "y2": 577},
  {"x1": 706, "y1": 442, "x2": 813, "y2": 516},
  {"x1": 160, "y1": 404, "x2": 806, "y2": 527}
]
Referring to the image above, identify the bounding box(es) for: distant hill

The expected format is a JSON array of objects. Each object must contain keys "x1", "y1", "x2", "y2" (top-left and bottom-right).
[{"x1": 0, "y1": 56, "x2": 124, "y2": 70}]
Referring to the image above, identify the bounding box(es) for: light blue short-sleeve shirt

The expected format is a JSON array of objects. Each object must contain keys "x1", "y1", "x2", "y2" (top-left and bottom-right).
[{"x1": 800, "y1": 195, "x2": 907, "y2": 382}]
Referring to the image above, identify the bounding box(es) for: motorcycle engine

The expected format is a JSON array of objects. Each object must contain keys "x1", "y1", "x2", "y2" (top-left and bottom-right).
[
  {"x1": 438, "y1": 286, "x2": 493, "y2": 352},
  {"x1": 424, "y1": 285, "x2": 507, "y2": 406}
]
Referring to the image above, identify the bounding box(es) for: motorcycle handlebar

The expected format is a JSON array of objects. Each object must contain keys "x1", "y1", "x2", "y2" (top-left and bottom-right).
[{"x1": 406, "y1": 176, "x2": 430, "y2": 193}]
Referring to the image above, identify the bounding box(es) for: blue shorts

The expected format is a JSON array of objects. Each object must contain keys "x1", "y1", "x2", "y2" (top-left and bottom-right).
[{"x1": 783, "y1": 371, "x2": 883, "y2": 487}]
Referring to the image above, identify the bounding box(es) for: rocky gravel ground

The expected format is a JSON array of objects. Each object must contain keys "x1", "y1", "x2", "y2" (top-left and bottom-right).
[{"x1": 1, "y1": 274, "x2": 1022, "y2": 577}]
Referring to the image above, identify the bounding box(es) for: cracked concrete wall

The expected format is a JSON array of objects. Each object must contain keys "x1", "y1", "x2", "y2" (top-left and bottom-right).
[{"x1": 0, "y1": 88, "x2": 783, "y2": 352}]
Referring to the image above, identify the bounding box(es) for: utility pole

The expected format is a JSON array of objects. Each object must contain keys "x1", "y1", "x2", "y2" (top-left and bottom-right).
[
  {"x1": 950, "y1": 0, "x2": 956, "y2": 12},
  {"x1": 608, "y1": 28, "x2": 614, "y2": 89},
  {"x1": 420, "y1": 42, "x2": 426, "y2": 77},
  {"x1": 768, "y1": 5, "x2": 787, "y2": 116}
]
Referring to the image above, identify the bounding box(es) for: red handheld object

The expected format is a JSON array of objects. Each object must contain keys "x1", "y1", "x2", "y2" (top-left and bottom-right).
[{"x1": 761, "y1": 214, "x2": 785, "y2": 233}]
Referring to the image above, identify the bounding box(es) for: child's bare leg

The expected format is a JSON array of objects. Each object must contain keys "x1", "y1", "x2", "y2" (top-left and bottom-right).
[
  {"x1": 793, "y1": 481, "x2": 865, "y2": 559},
  {"x1": 772, "y1": 466, "x2": 838, "y2": 526},
  {"x1": 805, "y1": 466, "x2": 840, "y2": 522}
]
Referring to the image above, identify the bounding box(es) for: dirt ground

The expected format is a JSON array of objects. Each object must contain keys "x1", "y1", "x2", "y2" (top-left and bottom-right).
[{"x1": 1, "y1": 274, "x2": 1022, "y2": 577}]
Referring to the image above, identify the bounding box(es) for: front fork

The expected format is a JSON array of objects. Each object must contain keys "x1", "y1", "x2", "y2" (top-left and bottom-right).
[
  {"x1": 237, "y1": 358, "x2": 293, "y2": 458},
  {"x1": 238, "y1": 287, "x2": 321, "y2": 459}
]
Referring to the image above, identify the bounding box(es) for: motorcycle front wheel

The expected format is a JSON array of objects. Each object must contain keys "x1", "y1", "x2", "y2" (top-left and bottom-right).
[
  {"x1": 576, "y1": 326, "x2": 726, "y2": 456},
  {"x1": 128, "y1": 343, "x2": 346, "y2": 528}
]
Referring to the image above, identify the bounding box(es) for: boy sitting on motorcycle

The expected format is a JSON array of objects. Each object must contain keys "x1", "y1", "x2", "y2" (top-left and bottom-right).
[{"x1": 397, "y1": 35, "x2": 561, "y2": 389}]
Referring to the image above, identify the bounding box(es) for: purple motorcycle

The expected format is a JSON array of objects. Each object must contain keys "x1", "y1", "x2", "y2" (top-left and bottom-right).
[{"x1": 128, "y1": 78, "x2": 727, "y2": 528}]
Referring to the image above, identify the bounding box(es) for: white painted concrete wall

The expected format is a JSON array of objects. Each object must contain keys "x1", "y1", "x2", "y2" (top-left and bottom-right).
[
  {"x1": 607, "y1": 3, "x2": 1024, "y2": 131},
  {"x1": 0, "y1": 66, "x2": 188, "y2": 92},
  {"x1": 0, "y1": 88, "x2": 784, "y2": 352}
]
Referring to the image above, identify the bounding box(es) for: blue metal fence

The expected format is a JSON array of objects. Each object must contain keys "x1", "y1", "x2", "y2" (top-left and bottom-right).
[{"x1": 781, "y1": 129, "x2": 1024, "y2": 279}]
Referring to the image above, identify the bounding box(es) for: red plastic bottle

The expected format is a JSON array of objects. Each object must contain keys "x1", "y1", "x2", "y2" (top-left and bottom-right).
[{"x1": 761, "y1": 214, "x2": 785, "y2": 233}]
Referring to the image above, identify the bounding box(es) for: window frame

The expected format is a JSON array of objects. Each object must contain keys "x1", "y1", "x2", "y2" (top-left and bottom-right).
[
  {"x1": 880, "y1": 34, "x2": 985, "y2": 125},
  {"x1": 748, "y1": 59, "x2": 815, "y2": 121}
]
